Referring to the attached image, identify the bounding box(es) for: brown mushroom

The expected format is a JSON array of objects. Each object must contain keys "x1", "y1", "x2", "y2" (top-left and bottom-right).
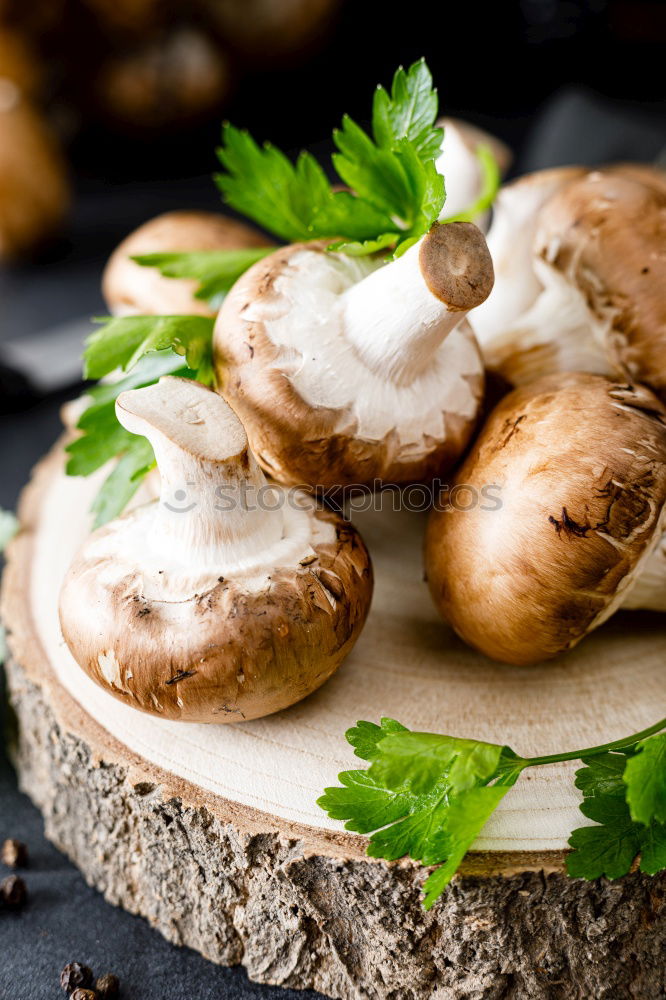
[
  {"x1": 80, "y1": 0, "x2": 161, "y2": 33},
  {"x1": 59, "y1": 376, "x2": 373, "y2": 722},
  {"x1": 199, "y1": 0, "x2": 340, "y2": 58},
  {"x1": 0, "y1": 86, "x2": 68, "y2": 259},
  {"x1": 534, "y1": 168, "x2": 666, "y2": 399},
  {"x1": 214, "y1": 222, "x2": 494, "y2": 489},
  {"x1": 95, "y1": 28, "x2": 230, "y2": 132},
  {"x1": 0, "y1": 28, "x2": 42, "y2": 96},
  {"x1": 103, "y1": 210, "x2": 271, "y2": 317},
  {"x1": 425, "y1": 373, "x2": 666, "y2": 666},
  {"x1": 470, "y1": 165, "x2": 666, "y2": 399}
]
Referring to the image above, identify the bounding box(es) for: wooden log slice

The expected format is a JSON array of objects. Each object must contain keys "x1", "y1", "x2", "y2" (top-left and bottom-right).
[{"x1": 2, "y1": 440, "x2": 665, "y2": 999}]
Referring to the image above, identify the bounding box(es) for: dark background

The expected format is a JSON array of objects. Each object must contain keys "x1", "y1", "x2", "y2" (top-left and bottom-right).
[{"x1": 2, "y1": 1, "x2": 666, "y2": 997}]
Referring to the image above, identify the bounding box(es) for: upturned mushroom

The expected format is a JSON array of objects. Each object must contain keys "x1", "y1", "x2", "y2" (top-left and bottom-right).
[
  {"x1": 469, "y1": 165, "x2": 666, "y2": 397},
  {"x1": 214, "y1": 221, "x2": 494, "y2": 489},
  {"x1": 425, "y1": 372, "x2": 666, "y2": 666},
  {"x1": 59, "y1": 376, "x2": 373, "y2": 722},
  {"x1": 103, "y1": 211, "x2": 270, "y2": 317}
]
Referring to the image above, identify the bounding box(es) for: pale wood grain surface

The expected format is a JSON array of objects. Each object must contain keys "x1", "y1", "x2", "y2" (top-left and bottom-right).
[{"x1": 13, "y1": 440, "x2": 666, "y2": 854}]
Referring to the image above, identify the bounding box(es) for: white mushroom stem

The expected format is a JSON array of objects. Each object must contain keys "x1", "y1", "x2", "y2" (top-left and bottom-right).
[
  {"x1": 435, "y1": 121, "x2": 486, "y2": 221},
  {"x1": 116, "y1": 377, "x2": 285, "y2": 576},
  {"x1": 470, "y1": 170, "x2": 581, "y2": 345},
  {"x1": 622, "y1": 528, "x2": 666, "y2": 612},
  {"x1": 434, "y1": 119, "x2": 512, "y2": 228},
  {"x1": 340, "y1": 222, "x2": 493, "y2": 387}
]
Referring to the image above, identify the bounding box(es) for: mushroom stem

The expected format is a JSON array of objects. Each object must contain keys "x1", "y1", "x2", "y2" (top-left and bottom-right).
[
  {"x1": 621, "y1": 528, "x2": 666, "y2": 612},
  {"x1": 116, "y1": 377, "x2": 284, "y2": 575},
  {"x1": 340, "y1": 222, "x2": 493, "y2": 386}
]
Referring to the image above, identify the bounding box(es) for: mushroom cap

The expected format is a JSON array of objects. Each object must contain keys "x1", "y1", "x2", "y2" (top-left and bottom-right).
[
  {"x1": 425, "y1": 373, "x2": 666, "y2": 666},
  {"x1": 59, "y1": 377, "x2": 373, "y2": 723},
  {"x1": 0, "y1": 92, "x2": 69, "y2": 259},
  {"x1": 95, "y1": 28, "x2": 230, "y2": 131},
  {"x1": 199, "y1": 0, "x2": 339, "y2": 57},
  {"x1": 213, "y1": 232, "x2": 489, "y2": 488},
  {"x1": 102, "y1": 211, "x2": 270, "y2": 317},
  {"x1": 60, "y1": 504, "x2": 372, "y2": 722},
  {"x1": 535, "y1": 168, "x2": 666, "y2": 399},
  {"x1": 0, "y1": 29, "x2": 42, "y2": 96}
]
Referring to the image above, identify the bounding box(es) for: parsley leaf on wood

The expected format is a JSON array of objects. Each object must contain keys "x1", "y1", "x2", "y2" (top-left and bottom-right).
[
  {"x1": 624, "y1": 733, "x2": 666, "y2": 826},
  {"x1": 131, "y1": 247, "x2": 273, "y2": 309},
  {"x1": 317, "y1": 719, "x2": 521, "y2": 909},
  {"x1": 567, "y1": 748, "x2": 666, "y2": 880},
  {"x1": 320, "y1": 718, "x2": 666, "y2": 910},
  {"x1": 422, "y1": 784, "x2": 513, "y2": 908}
]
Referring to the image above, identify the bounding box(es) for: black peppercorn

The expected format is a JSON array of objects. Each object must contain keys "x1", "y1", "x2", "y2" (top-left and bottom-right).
[
  {"x1": 60, "y1": 962, "x2": 94, "y2": 993},
  {"x1": 1, "y1": 838, "x2": 28, "y2": 868},
  {"x1": 95, "y1": 973, "x2": 119, "y2": 998},
  {"x1": 0, "y1": 874, "x2": 27, "y2": 909},
  {"x1": 70, "y1": 991, "x2": 97, "y2": 1000}
]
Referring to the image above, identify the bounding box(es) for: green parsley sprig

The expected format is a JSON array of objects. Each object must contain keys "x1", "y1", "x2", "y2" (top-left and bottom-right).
[
  {"x1": 318, "y1": 717, "x2": 666, "y2": 909},
  {"x1": 130, "y1": 247, "x2": 273, "y2": 310},
  {"x1": 135, "y1": 59, "x2": 498, "y2": 296},
  {"x1": 215, "y1": 58, "x2": 445, "y2": 255},
  {"x1": 67, "y1": 318, "x2": 215, "y2": 526},
  {"x1": 66, "y1": 58, "x2": 500, "y2": 525}
]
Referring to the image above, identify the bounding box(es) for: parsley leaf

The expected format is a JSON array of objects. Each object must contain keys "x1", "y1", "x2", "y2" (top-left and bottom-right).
[
  {"x1": 317, "y1": 719, "x2": 521, "y2": 909},
  {"x1": 332, "y1": 115, "x2": 415, "y2": 222},
  {"x1": 215, "y1": 59, "x2": 445, "y2": 257},
  {"x1": 89, "y1": 436, "x2": 156, "y2": 529},
  {"x1": 372, "y1": 58, "x2": 443, "y2": 162},
  {"x1": 84, "y1": 315, "x2": 215, "y2": 383},
  {"x1": 346, "y1": 717, "x2": 409, "y2": 761},
  {"x1": 368, "y1": 730, "x2": 506, "y2": 795},
  {"x1": 567, "y1": 751, "x2": 666, "y2": 880},
  {"x1": 131, "y1": 247, "x2": 273, "y2": 309},
  {"x1": 0, "y1": 509, "x2": 19, "y2": 552},
  {"x1": 320, "y1": 718, "x2": 666, "y2": 910},
  {"x1": 624, "y1": 733, "x2": 666, "y2": 826},
  {"x1": 215, "y1": 126, "x2": 332, "y2": 242},
  {"x1": 67, "y1": 348, "x2": 207, "y2": 527},
  {"x1": 422, "y1": 785, "x2": 511, "y2": 908}
]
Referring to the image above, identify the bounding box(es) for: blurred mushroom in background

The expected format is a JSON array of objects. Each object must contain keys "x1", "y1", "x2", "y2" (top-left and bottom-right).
[
  {"x1": 0, "y1": 0, "x2": 341, "y2": 258},
  {"x1": 0, "y1": 26, "x2": 69, "y2": 259}
]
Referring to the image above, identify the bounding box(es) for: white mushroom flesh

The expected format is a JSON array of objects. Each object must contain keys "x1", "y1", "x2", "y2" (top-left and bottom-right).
[
  {"x1": 239, "y1": 238, "x2": 483, "y2": 454},
  {"x1": 435, "y1": 120, "x2": 486, "y2": 221},
  {"x1": 468, "y1": 168, "x2": 613, "y2": 382},
  {"x1": 87, "y1": 377, "x2": 334, "y2": 602}
]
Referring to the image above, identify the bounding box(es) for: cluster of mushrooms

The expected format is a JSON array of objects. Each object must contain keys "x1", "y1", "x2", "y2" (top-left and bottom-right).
[{"x1": 60, "y1": 123, "x2": 666, "y2": 723}]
